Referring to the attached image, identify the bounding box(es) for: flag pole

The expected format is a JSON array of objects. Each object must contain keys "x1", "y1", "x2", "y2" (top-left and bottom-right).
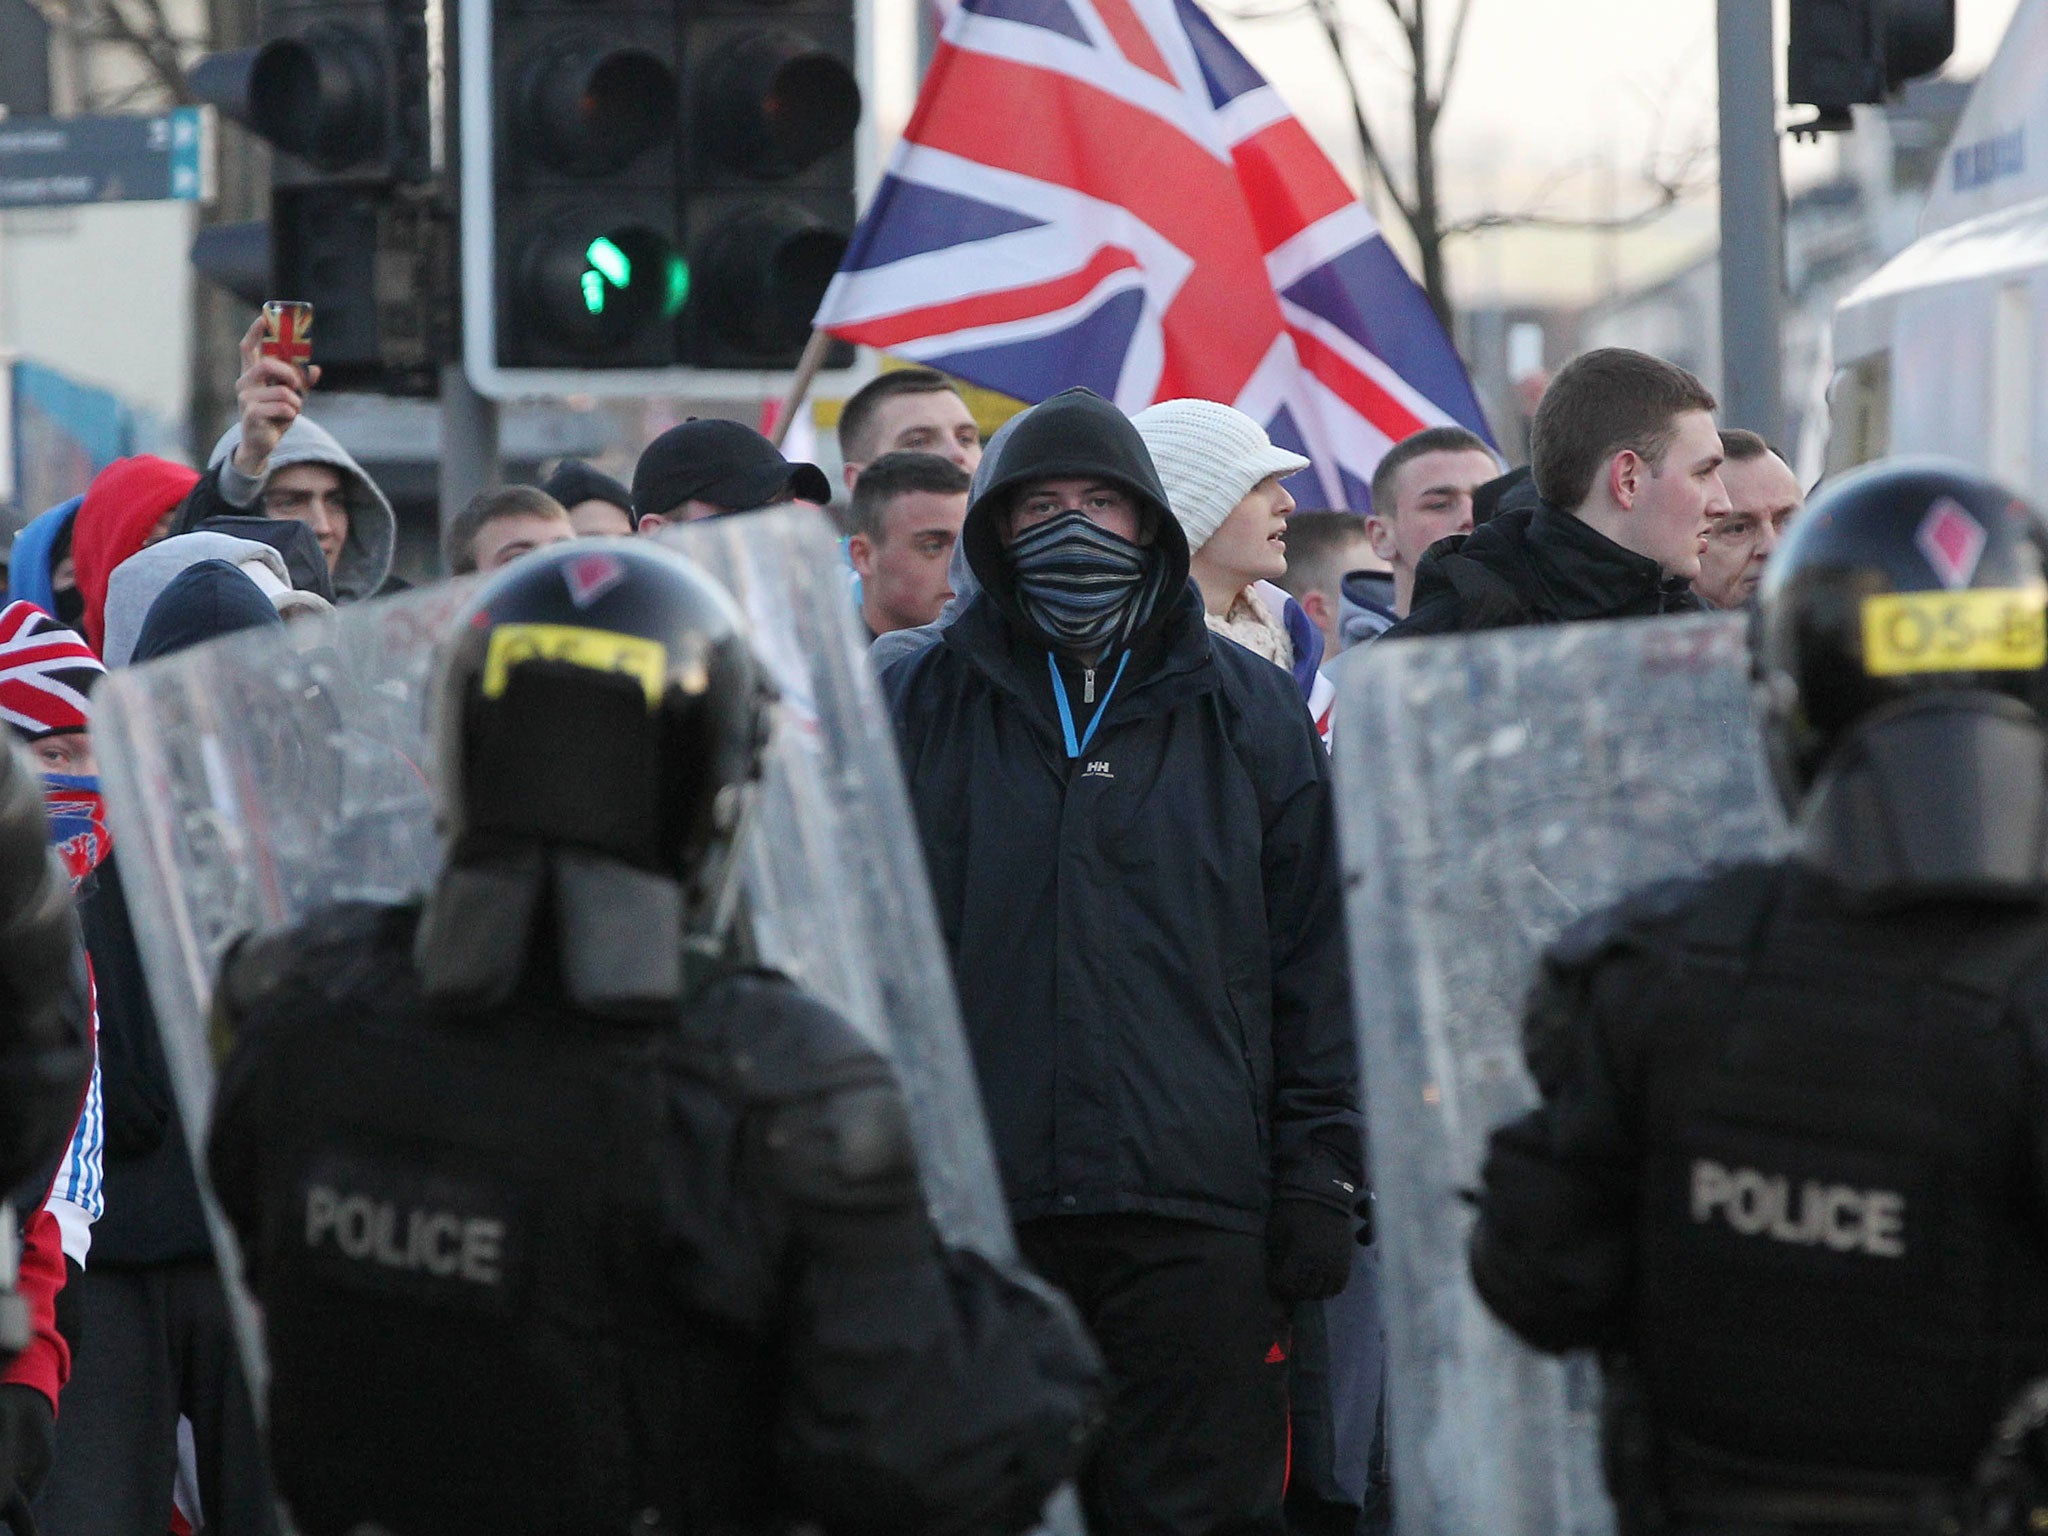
[{"x1": 770, "y1": 328, "x2": 834, "y2": 449}]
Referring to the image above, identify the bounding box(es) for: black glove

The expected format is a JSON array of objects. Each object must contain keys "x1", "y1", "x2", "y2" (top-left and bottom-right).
[
  {"x1": 1974, "y1": 1376, "x2": 2048, "y2": 1536},
  {"x1": 0, "y1": 1384, "x2": 55, "y2": 1501},
  {"x1": 1265, "y1": 1196, "x2": 1354, "y2": 1303}
]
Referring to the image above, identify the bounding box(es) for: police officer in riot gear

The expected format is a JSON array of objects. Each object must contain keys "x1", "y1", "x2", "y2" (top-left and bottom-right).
[
  {"x1": 1469, "y1": 461, "x2": 2048, "y2": 1534},
  {"x1": 205, "y1": 541, "x2": 1103, "y2": 1536}
]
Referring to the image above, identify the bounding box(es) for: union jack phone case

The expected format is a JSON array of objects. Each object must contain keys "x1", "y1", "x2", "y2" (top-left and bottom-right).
[{"x1": 260, "y1": 300, "x2": 314, "y2": 381}]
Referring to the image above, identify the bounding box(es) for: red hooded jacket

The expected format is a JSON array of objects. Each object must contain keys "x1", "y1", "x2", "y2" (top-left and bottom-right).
[{"x1": 71, "y1": 457, "x2": 202, "y2": 653}]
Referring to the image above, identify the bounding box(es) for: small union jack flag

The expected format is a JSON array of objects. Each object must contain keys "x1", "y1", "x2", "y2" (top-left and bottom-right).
[
  {"x1": 0, "y1": 601, "x2": 104, "y2": 740},
  {"x1": 814, "y1": 0, "x2": 1492, "y2": 509}
]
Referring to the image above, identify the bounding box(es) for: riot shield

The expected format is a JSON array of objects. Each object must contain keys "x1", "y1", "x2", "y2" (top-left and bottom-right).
[
  {"x1": 1334, "y1": 613, "x2": 1790, "y2": 1536},
  {"x1": 93, "y1": 508, "x2": 1019, "y2": 1408}
]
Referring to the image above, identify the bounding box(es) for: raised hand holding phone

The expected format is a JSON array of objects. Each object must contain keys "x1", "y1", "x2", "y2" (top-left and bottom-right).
[{"x1": 233, "y1": 303, "x2": 323, "y2": 479}]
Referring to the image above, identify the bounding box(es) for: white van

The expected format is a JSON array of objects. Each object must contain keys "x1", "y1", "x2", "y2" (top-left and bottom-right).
[{"x1": 1830, "y1": 0, "x2": 2048, "y2": 499}]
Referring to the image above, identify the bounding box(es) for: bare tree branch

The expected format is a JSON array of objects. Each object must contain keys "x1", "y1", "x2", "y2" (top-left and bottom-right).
[
  {"x1": 1436, "y1": 0, "x2": 1477, "y2": 109},
  {"x1": 67, "y1": 0, "x2": 196, "y2": 105},
  {"x1": 1310, "y1": 0, "x2": 1421, "y2": 229},
  {"x1": 1441, "y1": 134, "x2": 1716, "y2": 238}
]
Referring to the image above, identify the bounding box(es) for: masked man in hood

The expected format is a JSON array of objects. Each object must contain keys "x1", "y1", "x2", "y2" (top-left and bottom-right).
[{"x1": 879, "y1": 388, "x2": 1363, "y2": 1536}]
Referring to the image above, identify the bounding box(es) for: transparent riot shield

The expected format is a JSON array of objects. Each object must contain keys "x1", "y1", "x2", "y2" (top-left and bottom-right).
[
  {"x1": 93, "y1": 508, "x2": 1022, "y2": 1433},
  {"x1": 1334, "y1": 614, "x2": 1790, "y2": 1536}
]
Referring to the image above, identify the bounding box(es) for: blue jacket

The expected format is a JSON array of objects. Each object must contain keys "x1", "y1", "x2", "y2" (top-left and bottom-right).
[{"x1": 881, "y1": 389, "x2": 1361, "y2": 1234}]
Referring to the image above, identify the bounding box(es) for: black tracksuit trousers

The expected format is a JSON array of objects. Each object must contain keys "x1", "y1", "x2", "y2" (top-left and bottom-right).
[{"x1": 1019, "y1": 1214, "x2": 1289, "y2": 1536}]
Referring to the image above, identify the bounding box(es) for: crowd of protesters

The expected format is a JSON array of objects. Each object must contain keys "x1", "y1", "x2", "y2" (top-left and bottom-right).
[{"x1": 0, "y1": 332, "x2": 1798, "y2": 1536}]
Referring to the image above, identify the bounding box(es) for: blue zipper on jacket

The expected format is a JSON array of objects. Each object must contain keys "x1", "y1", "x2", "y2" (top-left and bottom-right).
[{"x1": 1047, "y1": 650, "x2": 1130, "y2": 758}]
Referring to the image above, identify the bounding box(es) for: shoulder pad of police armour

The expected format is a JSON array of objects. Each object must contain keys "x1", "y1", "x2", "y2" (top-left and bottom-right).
[
  {"x1": 1545, "y1": 874, "x2": 1711, "y2": 971},
  {"x1": 698, "y1": 970, "x2": 898, "y2": 1106},
  {"x1": 220, "y1": 901, "x2": 420, "y2": 1020}
]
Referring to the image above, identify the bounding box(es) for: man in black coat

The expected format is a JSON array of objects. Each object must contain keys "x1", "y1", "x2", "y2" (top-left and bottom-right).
[
  {"x1": 880, "y1": 387, "x2": 1363, "y2": 1536},
  {"x1": 1388, "y1": 348, "x2": 1729, "y2": 638}
]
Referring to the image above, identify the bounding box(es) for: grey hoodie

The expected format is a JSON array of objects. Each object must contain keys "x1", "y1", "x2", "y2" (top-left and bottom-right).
[
  {"x1": 204, "y1": 416, "x2": 397, "y2": 601},
  {"x1": 102, "y1": 532, "x2": 328, "y2": 667},
  {"x1": 866, "y1": 408, "x2": 1029, "y2": 673}
]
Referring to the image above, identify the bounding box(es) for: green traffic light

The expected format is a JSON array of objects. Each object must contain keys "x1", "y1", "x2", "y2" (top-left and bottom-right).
[
  {"x1": 581, "y1": 268, "x2": 606, "y2": 315},
  {"x1": 662, "y1": 254, "x2": 690, "y2": 318},
  {"x1": 586, "y1": 237, "x2": 632, "y2": 287}
]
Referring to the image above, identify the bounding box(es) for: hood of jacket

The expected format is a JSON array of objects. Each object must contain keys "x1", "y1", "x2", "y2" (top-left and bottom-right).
[
  {"x1": 1407, "y1": 502, "x2": 1696, "y2": 626},
  {"x1": 960, "y1": 388, "x2": 1187, "y2": 648},
  {"x1": 182, "y1": 514, "x2": 336, "y2": 602},
  {"x1": 131, "y1": 560, "x2": 284, "y2": 664},
  {"x1": 7, "y1": 498, "x2": 81, "y2": 616},
  {"x1": 73, "y1": 456, "x2": 203, "y2": 653},
  {"x1": 103, "y1": 532, "x2": 297, "y2": 667},
  {"x1": 204, "y1": 415, "x2": 396, "y2": 601}
]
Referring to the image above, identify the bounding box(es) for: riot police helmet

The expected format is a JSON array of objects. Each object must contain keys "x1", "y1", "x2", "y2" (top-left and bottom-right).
[
  {"x1": 431, "y1": 541, "x2": 770, "y2": 893},
  {"x1": 1754, "y1": 459, "x2": 2048, "y2": 808}
]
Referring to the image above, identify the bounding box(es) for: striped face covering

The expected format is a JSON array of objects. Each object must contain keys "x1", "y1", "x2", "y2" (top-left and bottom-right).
[{"x1": 1008, "y1": 512, "x2": 1168, "y2": 656}]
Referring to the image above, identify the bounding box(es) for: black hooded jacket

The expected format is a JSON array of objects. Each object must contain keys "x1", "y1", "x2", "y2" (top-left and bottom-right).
[
  {"x1": 880, "y1": 389, "x2": 1362, "y2": 1234},
  {"x1": 1388, "y1": 502, "x2": 1701, "y2": 638}
]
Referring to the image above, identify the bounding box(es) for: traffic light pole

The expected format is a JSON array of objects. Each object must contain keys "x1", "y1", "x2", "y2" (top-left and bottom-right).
[
  {"x1": 438, "y1": 362, "x2": 499, "y2": 536},
  {"x1": 1716, "y1": 0, "x2": 1787, "y2": 445}
]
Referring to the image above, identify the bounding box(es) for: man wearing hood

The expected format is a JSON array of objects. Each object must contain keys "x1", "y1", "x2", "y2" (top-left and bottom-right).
[
  {"x1": 70, "y1": 458, "x2": 202, "y2": 656},
  {"x1": 7, "y1": 498, "x2": 86, "y2": 629},
  {"x1": 880, "y1": 388, "x2": 1362, "y2": 1535},
  {"x1": 173, "y1": 319, "x2": 397, "y2": 603}
]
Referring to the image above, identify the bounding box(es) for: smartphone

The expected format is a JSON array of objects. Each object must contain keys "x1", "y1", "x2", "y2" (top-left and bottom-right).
[{"x1": 260, "y1": 300, "x2": 314, "y2": 385}]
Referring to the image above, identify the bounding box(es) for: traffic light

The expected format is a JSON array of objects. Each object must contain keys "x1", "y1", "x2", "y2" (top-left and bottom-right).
[
  {"x1": 1788, "y1": 0, "x2": 1955, "y2": 131},
  {"x1": 189, "y1": 0, "x2": 452, "y2": 392},
  {"x1": 457, "y1": 0, "x2": 865, "y2": 395},
  {"x1": 479, "y1": 2, "x2": 686, "y2": 370}
]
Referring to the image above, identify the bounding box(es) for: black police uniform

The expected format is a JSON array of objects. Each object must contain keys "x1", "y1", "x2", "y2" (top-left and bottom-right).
[
  {"x1": 200, "y1": 541, "x2": 1101, "y2": 1536},
  {"x1": 208, "y1": 895, "x2": 1095, "y2": 1536},
  {"x1": 1470, "y1": 463, "x2": 2048, "y2": 1533},
  {"x1": 1472, "y1": 861, "x2": 2048, "y2": 1527}
]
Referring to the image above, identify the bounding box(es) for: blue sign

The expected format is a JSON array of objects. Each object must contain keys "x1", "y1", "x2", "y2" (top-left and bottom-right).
[
  {"x1": 1952, "y1": 127, "x2": 2027, "y2": 195},
  {"x1": 0, "y1": 106, "x2": 211, "y2": 209}
]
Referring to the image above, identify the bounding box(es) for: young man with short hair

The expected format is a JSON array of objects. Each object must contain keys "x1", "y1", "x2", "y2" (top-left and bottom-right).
[
  {"x1": 1696, "y1": 430, "x2": 1803, "y2": 611},
  {"x1": 838, "y1": 369, "x2": 983, "y2": 490},
  {"x1": 1389, "y1": 349, "x2": 1730, "y2": 637},
  {"x1": 846, "y1": 452, "x2": 972, "y2": 637},
  {"x1": 1272, "y1": 510, "x2": 1376, "y2": 656},
  {"x1": 1363, "y1": 428, "x2": 1501, "y2": 620},
  {"x1": 443, "y1": 487, "x2": 575, "y2": 577}
]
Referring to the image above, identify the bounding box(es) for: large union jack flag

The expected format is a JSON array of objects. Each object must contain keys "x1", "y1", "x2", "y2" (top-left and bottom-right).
[{"x1": 813, "y1": 0, "x2": 1493, "y2": 510}]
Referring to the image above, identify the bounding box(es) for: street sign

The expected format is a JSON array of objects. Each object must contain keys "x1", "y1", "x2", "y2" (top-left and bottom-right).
[{"x1": 0, "y1": 106, "x2": 215, "y2": 210}]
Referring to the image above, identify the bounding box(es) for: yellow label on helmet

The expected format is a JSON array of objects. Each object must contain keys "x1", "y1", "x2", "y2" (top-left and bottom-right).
[
  {"x1": 481, "y1": 624, "x2": 667, "y2": 707},
  {"x1": 1860, "y1": 588, "x2": 2048, "y2": 677}
]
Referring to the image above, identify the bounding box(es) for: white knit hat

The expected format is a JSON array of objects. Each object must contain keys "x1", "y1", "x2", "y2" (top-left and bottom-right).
[{"x1": 1132, "y1": 399, "x2": 1312, "y2": 552}]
